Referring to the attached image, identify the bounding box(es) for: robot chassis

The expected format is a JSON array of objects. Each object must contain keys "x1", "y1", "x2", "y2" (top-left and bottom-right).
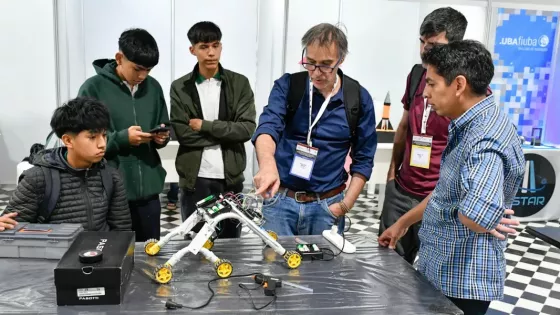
[{"x1": 143, "y1": 193, "x2": 302, "y2": 284}]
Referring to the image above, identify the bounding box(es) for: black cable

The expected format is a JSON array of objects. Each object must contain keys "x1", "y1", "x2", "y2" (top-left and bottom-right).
[
  {"x1": 165, "y1": 272, "x2": 261, "y2": 310},
  {"x1": 237, "y1": 283, "x2": 277, "y2": 310}
]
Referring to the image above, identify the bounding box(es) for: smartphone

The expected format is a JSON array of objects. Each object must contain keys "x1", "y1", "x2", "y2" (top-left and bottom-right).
[{"x1": 149, "y1": 125, "x2": 170, "y2": 133}]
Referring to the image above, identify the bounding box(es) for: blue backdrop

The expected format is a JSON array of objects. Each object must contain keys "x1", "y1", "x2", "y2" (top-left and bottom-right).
[{"x1": 491, "y1": 8, "x2": 558, "y2": 139}]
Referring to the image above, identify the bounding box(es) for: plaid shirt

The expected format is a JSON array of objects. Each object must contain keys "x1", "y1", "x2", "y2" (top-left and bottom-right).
[{"x1": 417, "y1": 95, "x2": 525, "y2": 301}]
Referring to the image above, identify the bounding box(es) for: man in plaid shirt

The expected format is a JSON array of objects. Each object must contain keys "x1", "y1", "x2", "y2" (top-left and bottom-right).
[{"x1": 379, "y1": 40, "x2": 525, "y2": 315}]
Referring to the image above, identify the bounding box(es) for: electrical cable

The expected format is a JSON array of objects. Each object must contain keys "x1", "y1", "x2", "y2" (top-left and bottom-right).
[
  {"x1": 237, "y1": 283, "x2": 277, "y2": 310},
  {"x1": 165, "y1": 272, "x2": 262, "y2": 310}
]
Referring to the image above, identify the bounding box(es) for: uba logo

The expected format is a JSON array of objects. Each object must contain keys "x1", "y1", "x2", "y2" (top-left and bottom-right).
[
  {"x1": 513, "y1": 153, "x2": 556, "y2": 217},
  {"x1": 499, "y1": 35, "x2": 549, "y2": 47}
]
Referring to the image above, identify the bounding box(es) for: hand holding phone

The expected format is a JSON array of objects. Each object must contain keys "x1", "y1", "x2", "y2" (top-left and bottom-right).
[
  {"x1": 128, "y1": 126, "x2": 153, "y2": 146},
  {"x1": 151, "y1": 124, "x2": 170, "y2": 145},
  {"x1": 149, "y1": 125, "x2": 170, "y2": 134}
]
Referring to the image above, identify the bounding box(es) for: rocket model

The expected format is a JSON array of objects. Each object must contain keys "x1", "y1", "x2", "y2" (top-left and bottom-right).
[{"x1": 376, "y1": 91, "x2": 394, "y2": 131}]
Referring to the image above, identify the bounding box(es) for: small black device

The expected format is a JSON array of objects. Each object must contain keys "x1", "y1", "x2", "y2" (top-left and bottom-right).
[
  {"x1": 253, "y1": 274, "x2": 282, "y2": 296},
  {"x1": 295, "y1": 243, "x2": 324, "y2": 260},
  {"x1": 148, "y1": 125, "x2": 170, "y2": 133},
  {"x1": 78, "y1": 249, "x2": 103, "y2": 263},
  {"x1": 205, "y1": 201, "x2": 231, "y2": 218}
]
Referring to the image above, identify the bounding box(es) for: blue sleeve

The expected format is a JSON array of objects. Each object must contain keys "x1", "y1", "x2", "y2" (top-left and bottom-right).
[
  {"x1": 349, "y1": 87, "x2": 377, "y2": 180},
  {"x1": 251, "y1": 73, "x2": 291, "y2": 145},
  {"x1": 459, "y1": 140, "x2": 506, "y2": 231}
]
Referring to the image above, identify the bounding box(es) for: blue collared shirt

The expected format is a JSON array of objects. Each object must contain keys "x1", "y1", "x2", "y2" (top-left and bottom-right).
[
  {"x1": 252, "y1": 72, "x2": 377, "y2": 193},
  {"x1": 417, "y1": 95, "x2": 525, "y2": 300}
]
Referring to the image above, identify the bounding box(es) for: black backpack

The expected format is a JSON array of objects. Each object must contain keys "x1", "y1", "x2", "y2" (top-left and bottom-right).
[
  {"x1": 20, "y1": 131, "x2": 114, "y2": 223},
  {"x1": 35, "y1": 166, "x2": 114, "y2": 223},
  {"x1": 407, "y1": 64, "x2": 427, "y2": 107},
  {"x1": 286, "y1": 71, "x2": 361, "y2": 155}
]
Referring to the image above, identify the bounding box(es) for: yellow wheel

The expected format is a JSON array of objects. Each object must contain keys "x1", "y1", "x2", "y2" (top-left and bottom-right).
[
  {"x1": 215, "y1": 259, "x2": 233, "y2": 278},
  {"x1": 154, "y1": 264, "x2": 173, "y2": 284},
  {"x1": 203, "y1": 239, "x2": 214, "y2": 250},
  {"x1": 284, "y1": 251, "x2": 302, "y2": 269},
  {"x1": 144, "y1": 238, "x2": 160, "y2": 256},
  {"x1": 267, "y1": 230, "x2": 278, "y2": 241}
]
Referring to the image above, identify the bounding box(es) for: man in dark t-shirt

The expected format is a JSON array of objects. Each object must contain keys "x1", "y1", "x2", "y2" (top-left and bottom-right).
[{"x1": 379, "y1": 7, "x2": 469, "y2": 264}]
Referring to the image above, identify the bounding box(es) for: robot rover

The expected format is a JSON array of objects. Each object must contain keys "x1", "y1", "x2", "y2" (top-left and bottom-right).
[{"x1": 143, "y1": 192, "x2": 302, "y2": 284}]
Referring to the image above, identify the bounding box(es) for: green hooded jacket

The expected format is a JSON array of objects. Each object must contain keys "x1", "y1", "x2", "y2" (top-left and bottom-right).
[{"x1": 78, "y1": 59, "x2": 170, "y2": 201}]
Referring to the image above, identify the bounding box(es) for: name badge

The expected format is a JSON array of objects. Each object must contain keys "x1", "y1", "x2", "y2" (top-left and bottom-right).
[
  {"x1": 289, "y1": 143, "x2": 319, "y2": 180},
  {"x1": 410, "y1": 135, "x2": 432, "y2": 169}
]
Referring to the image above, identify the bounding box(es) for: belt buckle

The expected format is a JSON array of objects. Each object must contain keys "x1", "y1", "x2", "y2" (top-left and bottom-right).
[{"x1": 294, "y1": 191, "x2": 307, "y2": 203}]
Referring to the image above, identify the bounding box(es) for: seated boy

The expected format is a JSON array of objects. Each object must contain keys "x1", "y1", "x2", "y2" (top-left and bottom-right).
[{"x1": 0, "y1": 97, "x2": 132, "y2": 231}]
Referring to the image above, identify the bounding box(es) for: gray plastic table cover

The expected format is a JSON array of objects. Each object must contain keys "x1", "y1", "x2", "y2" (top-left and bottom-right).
[{"x1": 0, "y1": 234, "x2": 462, "y2": 314}]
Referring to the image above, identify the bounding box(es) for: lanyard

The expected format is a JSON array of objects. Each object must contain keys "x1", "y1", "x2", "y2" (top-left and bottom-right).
[
  {"x1": 421, "y1": 98, "x2": 432, "y2": 135},
  {"x1": 307, "y1": 75, "x2": 339, "y2": 147}
]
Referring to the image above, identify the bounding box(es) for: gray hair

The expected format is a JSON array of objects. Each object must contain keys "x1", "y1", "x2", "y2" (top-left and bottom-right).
[{"x1": 301, "y1": 23, "x2": 348, "y2": 59}]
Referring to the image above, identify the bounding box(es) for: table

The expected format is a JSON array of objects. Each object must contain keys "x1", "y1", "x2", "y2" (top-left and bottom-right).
[
  {"x1": 526, "y1": 226, "x2": 560, "y2": 248},
  {"x1": 0, "y1": 234, "x2": 461, "y2": 314}
]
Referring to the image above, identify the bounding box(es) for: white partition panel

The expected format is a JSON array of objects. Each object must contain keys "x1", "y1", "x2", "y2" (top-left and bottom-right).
[
  {"x1": 340, "y1": 0, "x2": 422, "y2": 128},
  {"x1": 173, "y1": 0, "x2": 259, "y2": 88},
  {"x1": 0, "y1": 0, "x2": 58, "y2": 184},
  {"x1": 82, "y1": 0, "x2": 173, "y2": 109},
  {"x1": 284, "y1": 0, "x2": 341, "y2": 74}
]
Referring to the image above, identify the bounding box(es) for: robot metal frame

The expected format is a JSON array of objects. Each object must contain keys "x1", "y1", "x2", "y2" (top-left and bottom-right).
[{"x1": 143, "y1": 193, "x2": 302, "y2": 284}]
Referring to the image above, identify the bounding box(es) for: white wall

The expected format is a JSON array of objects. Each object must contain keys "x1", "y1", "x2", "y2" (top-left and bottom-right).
[
  {"x1": 0, "y1": 0, "x2": 58, "y2": 184},
  {"x1": 284, "y1": 0, "x2": 341, "y2": 74},
  {"x1": 283, "y1": 0, "x2": 488, "y2": 134},
  {"x1": 82, "y1": 0, "x2": 173, "y2": 108}
]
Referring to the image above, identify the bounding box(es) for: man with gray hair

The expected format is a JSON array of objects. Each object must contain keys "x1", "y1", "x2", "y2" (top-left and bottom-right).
[{"x1": 252, "y1": 23, "x2": 377, "y2": 236}]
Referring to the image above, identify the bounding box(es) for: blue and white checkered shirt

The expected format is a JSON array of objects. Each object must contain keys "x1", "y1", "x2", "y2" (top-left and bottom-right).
[{"x1": 417, "y1": 95, "x2": 525, "y2": 301}]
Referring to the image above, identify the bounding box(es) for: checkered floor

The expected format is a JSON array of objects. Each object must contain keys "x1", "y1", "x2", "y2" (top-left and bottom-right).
[{"x1": 1, "y1": 184, "x2": 559, "y2": 314}]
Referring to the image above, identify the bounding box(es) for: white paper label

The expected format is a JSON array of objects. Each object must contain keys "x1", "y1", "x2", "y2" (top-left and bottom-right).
[{"x1": 77, "y1": 287, "x2": 105, "y2": 297}]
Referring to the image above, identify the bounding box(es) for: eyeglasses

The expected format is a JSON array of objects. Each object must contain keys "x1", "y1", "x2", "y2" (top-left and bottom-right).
[{"x1": 300, "y1": 49, "x2": 341, "y2": 74}]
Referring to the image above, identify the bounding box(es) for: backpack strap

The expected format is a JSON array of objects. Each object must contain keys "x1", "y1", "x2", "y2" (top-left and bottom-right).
[
  {"x1": 286, "y1": 71, "x2": 309, "y2": 125},
  {"x1": 37, "y1": 167, "x2": 60, "y2": 223},
  {"x1": 100, "y1": 167, "x2": 114, "y2": 204},
  {"x1": 341, "y1": 75, "x2": 361, "y2": 139},
  {"x1": 287, "y1": 71, "x2": 361, "y2": 138},
  {"x1": 407, "y1": 64, "x2": 426, "y2": 108}
]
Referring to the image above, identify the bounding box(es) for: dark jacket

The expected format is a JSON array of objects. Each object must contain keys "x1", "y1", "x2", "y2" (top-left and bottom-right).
[
  {"x1": 170, "y1": 64, "x2": 256, "y2": 190},
  {"x1": 78, "y1": 59, "x2": 169, "y2": 201},
  {"x1": 3, "y1": 148, "x2": 131, "y2": 231}
]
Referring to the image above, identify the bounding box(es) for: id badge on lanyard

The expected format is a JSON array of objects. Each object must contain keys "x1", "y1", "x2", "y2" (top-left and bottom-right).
[
  {"x1": 410, "y1": 98, "x2": 433, "y2": 169},
  {"x1": 289, "y1": 75, "x2": 338, "y2": 180}
]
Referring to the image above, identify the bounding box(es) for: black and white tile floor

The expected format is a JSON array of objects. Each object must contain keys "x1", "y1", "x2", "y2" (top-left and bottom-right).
[{"x1": 1, "y1": 184, "x2": 559, "y2": 314}]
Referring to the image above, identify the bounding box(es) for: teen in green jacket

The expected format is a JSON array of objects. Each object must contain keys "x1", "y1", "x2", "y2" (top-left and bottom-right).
[
  {"x1": 78, "y1": 28, "x2": 170, "y2": 242},
  {"x1": 170, "y1": 22, "x2": 256, "y2": 238}
]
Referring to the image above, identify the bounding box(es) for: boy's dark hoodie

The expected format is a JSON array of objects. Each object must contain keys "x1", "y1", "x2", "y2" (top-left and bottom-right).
[
  {"x1": 3, "y1": 147, "x2": 131, "y2": 231},
  {"x1": 78, "y1": 59, "x2": 170, "y2": 201}
]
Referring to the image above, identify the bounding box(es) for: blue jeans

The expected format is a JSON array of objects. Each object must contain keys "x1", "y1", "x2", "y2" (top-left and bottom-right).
[
  {"x1": 261, "y1": 190, "x2": 345, "y2": 236},
  {"x1": 167, "y1": 183, "x2": 179, "y2": 204}
]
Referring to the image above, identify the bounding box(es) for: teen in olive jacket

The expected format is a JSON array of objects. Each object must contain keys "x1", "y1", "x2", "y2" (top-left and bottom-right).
[{"x1": 170, "y1": 64, "x2": 255, "y2": 188}]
